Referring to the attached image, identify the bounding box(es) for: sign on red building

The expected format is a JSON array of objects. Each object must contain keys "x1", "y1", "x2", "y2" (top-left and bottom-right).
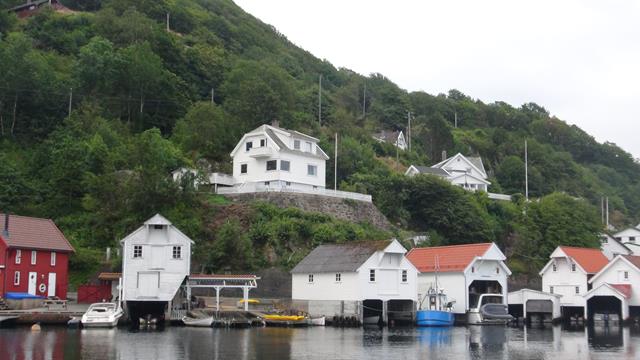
[{"x1": 0, "y1": 214, "x2": 75, "y2": 299}]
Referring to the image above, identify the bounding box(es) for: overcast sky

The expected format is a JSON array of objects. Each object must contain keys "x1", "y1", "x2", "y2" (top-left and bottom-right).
[{"x1": 234, "y1": 0, "x2": 640, "y2": 158}]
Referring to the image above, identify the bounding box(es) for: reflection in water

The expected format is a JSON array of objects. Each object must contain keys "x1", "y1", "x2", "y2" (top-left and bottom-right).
[{"x1": 2, "y1": 324, "x2": 640, "y2": 359}]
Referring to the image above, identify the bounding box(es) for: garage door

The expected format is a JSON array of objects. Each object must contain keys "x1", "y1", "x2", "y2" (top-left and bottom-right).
[{"x1": 527, "y1": 299, "x2": 552, "y2": 313}]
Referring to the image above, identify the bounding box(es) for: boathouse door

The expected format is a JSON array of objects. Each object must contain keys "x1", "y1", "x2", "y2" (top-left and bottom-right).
[
  {"x1": 48, "y1": 273, "x2": 56, "y2": 297},
  {"x1": 28, "y1": 272, "x2": 37, "y2": 295}
]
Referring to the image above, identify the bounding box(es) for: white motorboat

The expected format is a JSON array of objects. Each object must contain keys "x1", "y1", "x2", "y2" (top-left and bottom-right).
[
  {"x1": 182, "y1": 315, "x2": 214, "y2": 327},
  {"x1": 309, "y1": 316, "x2": 325, "y2": 326},
  {"x1": 363, "y1": 315, "x2": 380, "y2": 325},
  {"x1": 81, "y1": 303, "x2": 124, "y2": 328},
  {"x1": 467, "y1": 294, "x2": 512, "y2": 325}
]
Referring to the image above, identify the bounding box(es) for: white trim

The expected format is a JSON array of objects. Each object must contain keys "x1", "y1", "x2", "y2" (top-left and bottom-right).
[
  {"x1": 432, "y1": 153, "x2": 487, "y2": 178},
  {"x1": 13, "y1": 271, "x2": 20, "y2": 286},
  {"x1": 15, "y1": 249, "x2": 21, "y2": 264},
  {"x1": 31, "y1": 250, "x2": 37, "y2": 265},
  {"x1": 50, "y1": 251, "x2": 56, "y2": 266}
]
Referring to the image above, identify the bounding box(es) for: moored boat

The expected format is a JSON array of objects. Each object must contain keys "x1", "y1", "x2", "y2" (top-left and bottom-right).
[
  {"x1": 182, "y1": 315, "x2": 214, "y2": 327},
  {"x1": 416, "y1": 309, "x2": 455, "y2": 326},
  {"x1": 467, "y1": 294, "x2": 512, "y2": 325},
  {"x1": 81, "y1": 303, "x2": 124, "y2": 328},
  {"x1": 416, "y1": 256, "x2": 456, "y2": 327},
  {"x1": 262, "y1": 314, "x2": 308, "y2": 327},
  {"x1": 309, "y1": 316, "x2": 325, "y2": 326}
]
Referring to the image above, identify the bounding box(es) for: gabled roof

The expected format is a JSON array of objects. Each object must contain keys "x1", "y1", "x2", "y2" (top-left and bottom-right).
[
  {"x1": 406, "y1": 243, "x2": 502, "y2": 273},
  {"x1": 405, "y1": 165, "x2": 450, "y2": 177},
  {"x1": 610, "y1": 284, "x2": 632, "y2": 299},
  {"x1": 559, "y1": 246, "x2": 609, "y2": 274},
  {"x1": 432, "y1": 153, "x2": 487, "y2": 179},
  {"x1": 144, "y1": 214, "x2": 172, "y2": 226},
  {"x1": 0, "y1": 214, "x2": 74, "y2": 252},
  {"x1": 291, "y1": 240, "x2": 392, "y2": 274},
  {"x1": 601, "y1": 233, "x2": 632, "y2": 252},
  {"x1": 120, "y1": 214, "x2": 195, "y2": 245},
  {"x1": 584, "y1": 283, "x2": 631, "y2": 300},
  {"x1": 230, "y1": 124, "x2": 329, "y2": 160},
  {"x1": 588, "y1": 255, "x2": 640, "y2": 284},
  {"x1": 373, "y1": 130, "x2": 403, "y2": 143},
  {"x1": 448, "y1": 172, "x2": 491, "y2": 185}
]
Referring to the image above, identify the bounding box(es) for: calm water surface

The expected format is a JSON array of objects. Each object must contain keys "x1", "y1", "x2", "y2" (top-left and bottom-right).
[{"x1": 1, "y1": 325, "x2": 639, "y2": 360}]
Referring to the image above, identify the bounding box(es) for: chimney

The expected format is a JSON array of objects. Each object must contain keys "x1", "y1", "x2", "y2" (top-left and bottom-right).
[
  {"x1": 271, "y1": 119, "x2": 279, "y2": 128},
  {"x1": 441, "y1": 150, "x2": 447, "y2": 162},
  {"x1": 3, "y1": 212, "x2": 9, "y2": 238}
]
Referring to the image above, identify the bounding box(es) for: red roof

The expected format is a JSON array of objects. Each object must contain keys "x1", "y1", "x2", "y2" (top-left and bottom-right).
[
  {"x1": 609, "y1": 284, "x2": 632, "y2": 299},
  {"x1": 406, "y1": 243, "x2": 493, "y2": 272},
  {"x1": 558, "y1": 246, "x2": 608, "y2": 274},
  {"x1": 0, "y1": 214, "x2": 74, "y2": 252},
  {"x1": 622, "y1": 255, "x2": 640, "y2": 270}
]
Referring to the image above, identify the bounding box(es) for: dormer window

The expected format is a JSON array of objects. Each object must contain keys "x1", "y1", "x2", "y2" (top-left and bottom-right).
[
  {"x1": 154, "y1": 224, "x2": 164, "y2": 230},
  {"x1": 294, "y1": 140, "x2": 301, "y2": 150},
  {"x1": 245, "y1": 141, "x2": 253, "y2": 151},
  {"x1": 260, "y1": 139, "x2": 266, "y2": 147}
]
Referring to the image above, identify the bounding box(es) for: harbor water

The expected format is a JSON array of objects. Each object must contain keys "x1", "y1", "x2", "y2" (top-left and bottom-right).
[{"x1": 1, "y1": 325, "x2": 639, "y2": 360}]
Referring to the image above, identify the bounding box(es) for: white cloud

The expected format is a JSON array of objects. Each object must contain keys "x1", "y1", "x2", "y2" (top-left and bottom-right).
[{"x1": 235, "y1": 0, "x2": 640, "y2": 157}]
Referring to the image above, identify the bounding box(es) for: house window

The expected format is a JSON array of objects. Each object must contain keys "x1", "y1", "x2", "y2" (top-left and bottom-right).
[
  {"x1": 241, "y1": 164, "x2": 247, "y2": 174},
  {"x1": 496, "y1": 267, "x2": 500, "y2": 274},
  {"x1": 369, "y1": 269, "x2": 376, "y2": 282},
  {"x1": 266, "y1": 160, "x2": 277, "y2": 171},
  {"x1": 624, "y1": 271, "x2": 629, "y2": 280},
  {"x1": 133, "y1": 245, "x2": 142, "y2": 258},
  {"x1": 294, "y1": 140, "x2": 301, "y2": 150},
  {"x1": 15, "y1": 249, "x2": 21, "y2": 264},
  {"x1": 335, "y1": 273, "x2": 341, "y2": 282},
  {"x1": 245, "y1": 141, "x2": 253, "y2": 151},
  {"x1": 281, "y1": 160, "x2": 290, "y2": 172},
  {"x1": 471, "y1": 266, "x2": 475, "y2": 273},
  {"x1": 575, "y1": 286, "x2": 579, "y2": 294},
  {"x1": 308, "y1": 274, "x2": 314, "y2": 283},
  {"x1": 550, "y1": 286, "x2": 554, "y2": 294},
  {"x1": 172, "y1": 246, "x2": 182, "y2": 259},
  {"x1": 13, "y1": 271, "x2": 20, "y2": 286},
  {"x1": 50, "y1": 252, "x2": 56, "y2": 266},
  {"x1": 31, "y1": 251, "x2": 37, "y2": 265},
  {"x1": 631, "y1": 237, "x2": 636, "y2": 243},
  {"x1": 154, "y1": 224, "x2": 164, "y2": 230},
  {"x1": 307, "y1": 165, "x2": 317, "y2": 176},
  {"x1": 286, "y1": 182, "x2": 291, "y2": 186},
  {"x1": 260, "y1": 139, "x2": 266, "y2": 147},
  {"x1": 402, "y1": 270, "x2": 407, "y2": 283},
  {"x1": 602, "y1": 237, "x2": 608, "y2": 243},
  {"x1": 552, "y1": 264, "x2": 557, "y2": 272},
  {"x1": 571, "y1": 263, "x2": 576, "y2": 272},
  {"x1": 615, "y1": 237, "x2": 622, "y2": 241},
  {"x1": 305, "y1": 142, "x2": 312, "y2": 152},
  {"x1": 264, "y1": 181, "x2": 270, "y2": 186}
]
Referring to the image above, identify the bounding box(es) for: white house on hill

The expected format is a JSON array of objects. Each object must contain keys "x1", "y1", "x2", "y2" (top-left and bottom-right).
[
  {"x1": 612, "y1": 227, "x2": 640, "y2": 255},
  {"x1": 121, "y1": 214, "x2": 193, "y2": 322},
  {"x1": 600, "y1": 233, "x2": 632, "y2": 260},
  {"x1": 406, "y1": 242, "x2": 511, "y2": 315},
  {"x1": 539, "y1": 246, "x2": 609, "y2": 314},
  {"x1": 372, "y1": 130, "x2": 407, "y2": 151},
  {"x1": 431, "y1": 153, "x2": 490, "y2": 192},
  {"x1": 291, "y1": 239, "x2": 418, "y2": 324}
]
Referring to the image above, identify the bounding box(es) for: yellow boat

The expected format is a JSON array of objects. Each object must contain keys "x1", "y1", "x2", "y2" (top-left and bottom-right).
[
  {"x1": 238, "y1": 299, "x2": 260, "y2": 304},
  {"x1": 262, "y1": 314, "x2": 306, "y2": 321}
]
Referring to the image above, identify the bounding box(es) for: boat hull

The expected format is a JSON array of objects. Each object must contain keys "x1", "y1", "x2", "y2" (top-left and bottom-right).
[
  {"x1": 81, "y1": 314, "x2": 122, "y2": 328},
  {"x1": 182, "y1": 316, "x2": 214, "y2": 327},
  {"x1": 416, "y1": 310, "x2": 455, "y2": 326},
  {"x1": 467, "y1": 310, "x2": 510, "y2": 325}
]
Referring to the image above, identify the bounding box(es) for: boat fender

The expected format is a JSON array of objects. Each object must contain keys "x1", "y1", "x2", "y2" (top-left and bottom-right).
[{"x1": 31, "y1": 323, "x2": 41, "y2": 332}]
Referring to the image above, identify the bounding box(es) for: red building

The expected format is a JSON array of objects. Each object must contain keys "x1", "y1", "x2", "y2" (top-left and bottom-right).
[{"x1": 0, "y1": 214, "x2": 75, "y2": 299}]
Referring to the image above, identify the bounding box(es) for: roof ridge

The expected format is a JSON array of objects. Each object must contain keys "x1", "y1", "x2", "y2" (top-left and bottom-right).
[{"x1": 410, "y1": 242, "x2": 492, "y2": 251}]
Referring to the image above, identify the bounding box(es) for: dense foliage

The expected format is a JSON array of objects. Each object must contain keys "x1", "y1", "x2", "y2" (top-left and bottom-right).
[{"x1": 0, "y1": 0, "x2": 633, "y2": 280}]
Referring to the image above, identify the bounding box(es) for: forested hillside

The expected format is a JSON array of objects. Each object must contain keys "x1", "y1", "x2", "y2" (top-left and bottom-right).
[{"x1": 0, "y1": 0, "x2": 637, "y2": 281}]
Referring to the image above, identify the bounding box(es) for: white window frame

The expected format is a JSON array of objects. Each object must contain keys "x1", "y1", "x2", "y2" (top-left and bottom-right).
[
  {"x1": 369, "y1": 269, "x2": 376, "y2": 282},
  {"x1": 51, "y1": 251, "x2": 56, "y2": 266},
  {"x1": 294, "y1": 140, "x2": 301, "y2": 150},
  {"x1": 245, "y1": 141, "x2": 253, "y2": 152},
  {"x1": 335, "y1": 273, "x2": 341, "y2": 282},
  {"x1": 550, "y1": 286, "x2": 554, "y2": 294},
  {"x1": 624, "y1": 271, "x2": 629, "y2": 280},
  {"x1": 260, "y1": 139, "x2": 266, "y2": 147},
  {"x1": 575, "y1": 286, "x2": 579, "y2": 294},
  {"x1": 305, "y1": 142, "x2": 312, "y2": 152},
  {"x1": 281, "y1": 160, "x2": 290, "y2": 172},
  {"x1": 266, "y1": 160, "x2": 277, "y2": 171},
  {"x1": 15, "y1": 249, "x2": 21, "y2": 265},
  {"x1": 307, "y1": 164, "x2": 317, "y2": 176},
  {"x1": 401, "y1": 270, "x2": 407, "y2": 283},
  {"x1": 308, "y1": 274, "x2": 314, "y2": 283},
  {"x1": 133, "y1": 245, "x2": 143, "y2": 259},
  {"x1": 13, "y1": 271, "x2": 20, "y2": 286},
  {"x1": 552, "y1": 264, "x2": 557, "y2": 272},
  {"x1": 31, "y1": 250, "x2": 37, "y2": 265},
  {"x1": 240, "y1": 163, "x2": 248, "y2": 174},
  {"x1": 571, "y1": 263, "x2": 576, "y2": 272},
  {"x1": 172, "y1": 246, "x2": 182, "y2": 259}
]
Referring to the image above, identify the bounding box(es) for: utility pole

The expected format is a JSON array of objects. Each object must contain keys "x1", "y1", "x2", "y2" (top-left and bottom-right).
[
  {"x1": 454, "y1": 111, "x2": 458, "y2": 128},
  {"x1": 362, "y1": 82, "x2": 366, "y2": 118},
  {"x1": 166, "y1": 13, "x2": 170, "y2": 32},
  {"x1": 68, "y1": 88, "x2": 73, "y2": 120},
  {"x1": 606, "y1": 197, "x2": 610, "y2": 229},
  {"x1": 211, "y1": 88, "x2": 215, "y2": 105},
  {"x1": 334, "y1": 132, "x2": 338, "y2": 191},
  {"x1": 525, "y1": 139, "x2": 529, "y2": 201},
  {"x1": 601, "y1": 197, "x2": 605, "y2": 225},
  {"x1": 318, "y1": 75, "x2": 322, "y2": 126},
  {"x1": 407, "y1": 111, "x2": 412, "y2": 151}
]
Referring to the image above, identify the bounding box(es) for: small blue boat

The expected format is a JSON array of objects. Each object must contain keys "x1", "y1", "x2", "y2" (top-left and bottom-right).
[{"x1": 416, "y1": 309, "x2": 455, "y2": 326}]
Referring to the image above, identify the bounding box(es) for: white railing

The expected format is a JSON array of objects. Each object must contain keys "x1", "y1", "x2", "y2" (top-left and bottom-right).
[
  {"x1": 488, "y1": 192, "x2": 512, "y2": 201},
  {"x1": 217, "y1": 184, "x2": 372, "y2": 202},
  {"x1": 209, "y1": 172, "x2": 235, "y2": 186}
]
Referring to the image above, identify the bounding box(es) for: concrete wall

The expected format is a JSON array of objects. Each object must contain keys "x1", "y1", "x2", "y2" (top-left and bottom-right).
[
  {"x1": 225, "y1": 192, "x2": 391, "y2": 230},
  {"x1": 541, "y1": 257, "x2": 588, "y2": 307}
]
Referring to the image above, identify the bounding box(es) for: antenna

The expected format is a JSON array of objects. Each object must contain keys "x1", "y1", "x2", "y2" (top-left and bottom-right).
[
  {"x1": 407, "y1": 111, "x2": 411, "y2": 151},
  {"x1": 454, "y1": 111, "x2": 458, "y2": 128},
  {"x1": 318, "y1": 75, "x2": 322, "y2": 125},
  {"x1": 362, "y1": 82, "x2": 366, "y2": 118},
  {"x1": 334, "y1": 132, "x2": 338, "y2": 191}
]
